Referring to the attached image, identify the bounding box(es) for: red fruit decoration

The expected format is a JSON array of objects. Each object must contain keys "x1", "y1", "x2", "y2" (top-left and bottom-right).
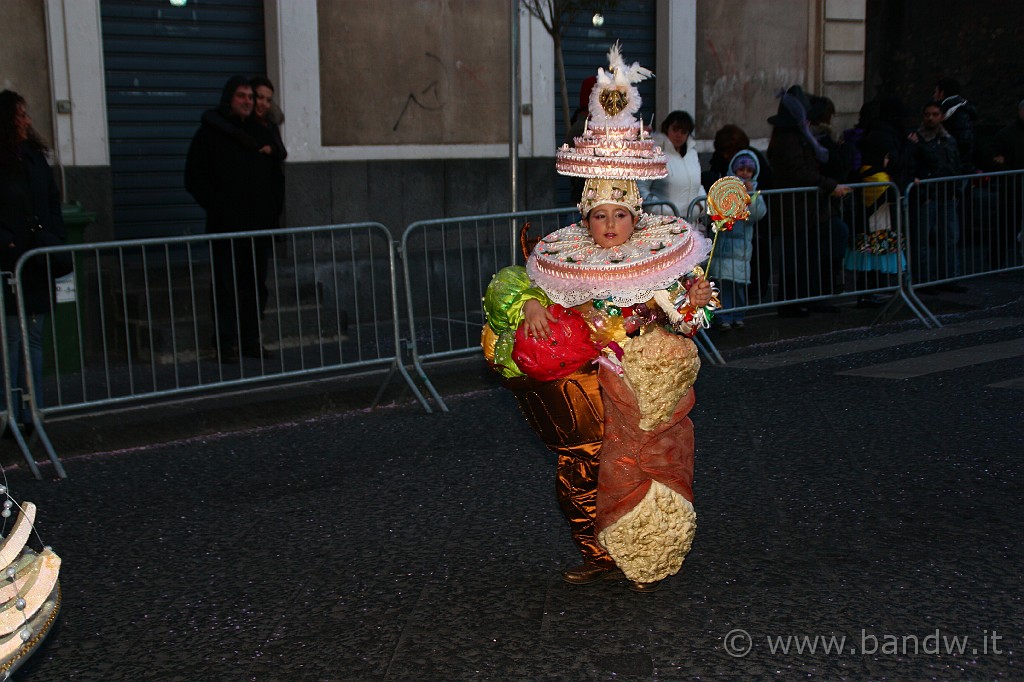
[{"x1": 512, "y1": 304, "x2": 601, "y2": 381}]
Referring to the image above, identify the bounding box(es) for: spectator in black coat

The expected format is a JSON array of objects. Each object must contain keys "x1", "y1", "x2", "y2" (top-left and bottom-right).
[
  {"x1": 809, "y1": 95, "x2": 854, "y2": 297},
  {"x1": 0, "y1": 90, "x2": 67, "y2": 425},
  {"x1": 991, "y1": 98, "x2": 1024, "y2": 260},
  {"x1": 766, "y1": 86, "x2": 850, "y2": 317},
  {"x1": 185, "y1": 76, "x2": 282, "y2": 362},
  {"x1": 905, "y1": 101, "x2": 963, "y2": 288},
  {"x1": 934, "y1": 77, "x2": 978, "y2": 174}
]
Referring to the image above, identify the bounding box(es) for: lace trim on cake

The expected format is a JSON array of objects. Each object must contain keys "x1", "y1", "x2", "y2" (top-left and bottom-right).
[{"x1": 526, "y1": 214, "x2": 712, "y2": 307}]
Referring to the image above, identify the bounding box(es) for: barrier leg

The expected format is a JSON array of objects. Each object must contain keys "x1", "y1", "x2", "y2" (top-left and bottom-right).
[
  {"x1": 694, "y1": 329, "x2": 726, "y2": 366},
  {"x1": 1, "y1": 414, "x2": 42, "y2": 480},
  {"x1": 26, "y1": 411, "x2": 66, "y2": 479}
]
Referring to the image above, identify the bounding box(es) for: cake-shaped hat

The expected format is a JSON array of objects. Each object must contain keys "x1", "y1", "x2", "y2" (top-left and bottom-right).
[{"x1": 555, "y1": 43, "x2": 667, "y2": 185}]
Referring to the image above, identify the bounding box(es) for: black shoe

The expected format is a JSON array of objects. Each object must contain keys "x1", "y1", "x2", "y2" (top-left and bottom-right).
[
  {"x1": 856, "y1": 294, "x2": 888, "y2": 308},
  {"x1": 3, "y1": 422, "x2": 34, "y2": 439},
  {"x1": 808, "y1": 303, "x2": 841, "y2": 313},
  {"x1": 777, "y1": 304, "x2": 810, "y2": 318},
  {"x1": 938, "y1": 282, "x2": 968, "y2": 293}
]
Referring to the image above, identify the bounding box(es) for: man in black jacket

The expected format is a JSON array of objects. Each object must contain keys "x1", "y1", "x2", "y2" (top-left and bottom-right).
[
  {"x1": 185, "y1": 76, "x2": 283, "y2": 362},
  {"x1": 906, "y1": 101, "x2": 963, "y2": 289},
  {"x1": 934, "y1": 78, "x2": 977, "y2": 174}
]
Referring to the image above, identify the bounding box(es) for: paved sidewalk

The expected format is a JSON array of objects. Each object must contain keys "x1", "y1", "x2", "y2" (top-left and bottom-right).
[{"x1": 7, "y1": 272, "x2": 1021, "y2": 680}]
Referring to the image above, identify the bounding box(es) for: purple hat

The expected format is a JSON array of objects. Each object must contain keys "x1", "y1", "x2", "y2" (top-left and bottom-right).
[{"x1": 730, "y1": 154, "x2": 756, "y2": 172}]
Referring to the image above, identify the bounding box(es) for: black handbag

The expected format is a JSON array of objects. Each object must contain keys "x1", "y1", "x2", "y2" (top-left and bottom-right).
[{"x1": 28, "y1": 218, "x2": 74, "y2": 278}]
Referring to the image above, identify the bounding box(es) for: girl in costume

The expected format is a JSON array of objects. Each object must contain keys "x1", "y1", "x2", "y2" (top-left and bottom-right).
[
  {"x1": 843, "y1": 132, "x2": 906, "y2": 303},
  {"x1": 481, "y1": 45, "x2": 727, "y2": 592}
]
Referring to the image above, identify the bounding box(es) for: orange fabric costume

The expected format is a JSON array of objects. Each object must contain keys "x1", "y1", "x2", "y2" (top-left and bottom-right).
[
  {"x1": 502, "y1": 367, "x2": 614, "y2": 568},
  {"x1": 596, "y1": 369, "x2": 695, "y2": 530},
  {"x1": 595, "y1": 364, "x2": 697, "y2": 583}
]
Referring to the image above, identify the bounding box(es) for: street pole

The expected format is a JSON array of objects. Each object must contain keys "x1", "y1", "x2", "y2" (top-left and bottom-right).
[{"x1": 509, "y1": 0, "x2": 520, "y2": 261}]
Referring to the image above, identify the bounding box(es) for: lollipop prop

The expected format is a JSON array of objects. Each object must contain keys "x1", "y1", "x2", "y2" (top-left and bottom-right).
[{"x1": 704, "y1": 176, "x2": 754, "y2": 276}]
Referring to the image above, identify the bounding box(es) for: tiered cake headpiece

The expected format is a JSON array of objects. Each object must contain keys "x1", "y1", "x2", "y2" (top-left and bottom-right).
[{"x1": 555, "y1": 43, "x2": 667, "y2": 217}]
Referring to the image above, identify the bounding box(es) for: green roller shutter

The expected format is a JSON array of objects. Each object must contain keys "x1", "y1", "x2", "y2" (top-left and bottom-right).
[
  {"x1": 101, "y1": 0, "x2": 267, "y2": 239},
  {"x1": 555, "y1": 3, "x2": 657, "y2": 207}
]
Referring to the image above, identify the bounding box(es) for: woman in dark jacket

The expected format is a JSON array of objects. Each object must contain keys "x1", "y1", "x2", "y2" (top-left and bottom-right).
[
  {"x1": 767, "y1": 86, "x2": 850, "y2": 316},
  {"x1": 0, "y1": 90, "x2": 67, "y2": 423}
]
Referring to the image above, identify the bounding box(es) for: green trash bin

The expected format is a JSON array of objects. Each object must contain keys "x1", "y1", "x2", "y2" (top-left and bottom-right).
[{"x1": 42, "y1": 201, "x2": 96, "y2": 376}]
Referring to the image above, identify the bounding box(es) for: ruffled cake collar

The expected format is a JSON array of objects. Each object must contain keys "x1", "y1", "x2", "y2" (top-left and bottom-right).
[{"x1": 526, "y1": 213, "x2": 712, "y2": 307}]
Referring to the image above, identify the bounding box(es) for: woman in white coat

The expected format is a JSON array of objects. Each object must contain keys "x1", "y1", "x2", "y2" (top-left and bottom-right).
[{"x1": 638, "y1": 111, "x2": 706, "y2": 223}]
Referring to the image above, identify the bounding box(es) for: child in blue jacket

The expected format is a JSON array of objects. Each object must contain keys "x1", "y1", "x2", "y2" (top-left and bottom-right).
[{"x1": 709, "y1": 150, "x2": 767, "y2": 329}]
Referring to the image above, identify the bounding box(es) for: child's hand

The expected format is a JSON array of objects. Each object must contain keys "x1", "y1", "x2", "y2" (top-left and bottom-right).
[
  {"x1": 523, "y1": 299, "x2": 556, "y2": 340},
  {"x1": 687, "y1": 279, "x2": 712, "y2": 309}
]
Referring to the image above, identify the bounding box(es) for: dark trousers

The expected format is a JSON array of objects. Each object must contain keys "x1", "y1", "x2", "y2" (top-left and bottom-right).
[
  {"x1": 210, "y1": 236, "x2": 271, "y2": 352},
  {"x1": 779, "y1": 225, "x2": 825, "y2": 301},
  {"x1": 910, "y1": 195, "x2": 960, "y2": 283}
]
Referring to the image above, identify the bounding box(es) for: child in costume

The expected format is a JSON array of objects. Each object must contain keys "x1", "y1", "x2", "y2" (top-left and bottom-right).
[
  {"x1": 481, "y1": 45, "x2": 722, "y2": 592},
  {"x1": 843, "y1": 133, "x2": 906, "y2": 289},
  {"x1": 709, "y1": 151, "x2": 767, "y2": 329}
]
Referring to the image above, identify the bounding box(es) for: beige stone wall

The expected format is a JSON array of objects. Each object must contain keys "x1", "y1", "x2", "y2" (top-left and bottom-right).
[
  {"x1": 695, "y1": 0, "x2": 810, "y2": 141},
  {"x1": 316, "y1": 0, "x2": 510, "y2": 146},
  {"x1": 0, "y1": 0, "x2": 53, "y2": 148},
  {"x1": 820, "y1": 0, "x2": 866, "y2": 132}
]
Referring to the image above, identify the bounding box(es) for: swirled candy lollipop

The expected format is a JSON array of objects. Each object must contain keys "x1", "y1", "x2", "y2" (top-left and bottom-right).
[
  {"x1": 706, "y1": 175, "x2": 751, "y2": 233},
  {"x1": 705, "y1": 175, "x2": 753, "y2": 275}
]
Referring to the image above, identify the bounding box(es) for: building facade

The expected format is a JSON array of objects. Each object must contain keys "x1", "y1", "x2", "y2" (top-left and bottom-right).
[{"x1": 2, "y1": 0, "x2": 876, "y2": 241}]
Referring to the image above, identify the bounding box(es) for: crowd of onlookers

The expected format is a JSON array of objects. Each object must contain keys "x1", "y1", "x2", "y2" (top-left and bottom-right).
[{"x1": 566, "y1": 77, "x2": 1024, "y2": 327}]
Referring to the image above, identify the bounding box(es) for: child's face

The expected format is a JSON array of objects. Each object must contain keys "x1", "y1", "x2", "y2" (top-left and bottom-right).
[
  {"x1": 584, "y1": 203, "x2": 639, "y2": 247},
  {"x1": 733, "y1": 166, "x2": 755, "y2": 181}
]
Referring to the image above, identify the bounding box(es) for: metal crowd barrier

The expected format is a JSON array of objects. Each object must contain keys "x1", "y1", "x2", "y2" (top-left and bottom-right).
[
  {"x1": 0, "y1": 282, "x2": 64, "y2": 478},
  {"x1": 903, "y1": 169, "x2": 1024, "y2": 292},
  {"x1": 7, "y1": 222, "x2": 425, "y2": 477},
  {"x1": 686, "y1": 181, "x2": 944, "y2": 330},
  {"x1": 400, "y1": 207, "x2": 582, "y2": 411},
  {"x1": 400, "y1": 202, "x2": 733, "y2": 399},
  {"x1": 6, "y1": 171, "x2": 1021, "y2": 476}
]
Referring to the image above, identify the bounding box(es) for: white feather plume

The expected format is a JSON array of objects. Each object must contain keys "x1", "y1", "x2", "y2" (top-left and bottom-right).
[
  {"x1": 590, "y1": 42, "x2": 652, "y2": 126},
  {"x1": 607, "y1": 41, "x2": 653, "y2": 85}
]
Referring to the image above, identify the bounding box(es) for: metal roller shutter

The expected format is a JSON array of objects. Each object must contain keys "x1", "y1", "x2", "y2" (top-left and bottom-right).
[
  {"x1": 555, "y1": 2, "x2": 657, "y2": 207},
  {"x1": 101, "y1": 0, "x2": 267, "y2": 239}
]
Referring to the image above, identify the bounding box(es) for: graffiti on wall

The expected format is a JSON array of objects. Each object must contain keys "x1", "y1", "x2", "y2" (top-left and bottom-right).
[{"x1": 318, "y1": 0, "x2": 509, "y2": 146}]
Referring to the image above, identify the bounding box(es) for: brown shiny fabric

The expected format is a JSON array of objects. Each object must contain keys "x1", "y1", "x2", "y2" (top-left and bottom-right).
[
  {"x1": 503, "y1": 366, "x2": 615, "y2": 567},
  {"x1": 595, "y1": 365, "x2": 696, "y2": 535}
]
